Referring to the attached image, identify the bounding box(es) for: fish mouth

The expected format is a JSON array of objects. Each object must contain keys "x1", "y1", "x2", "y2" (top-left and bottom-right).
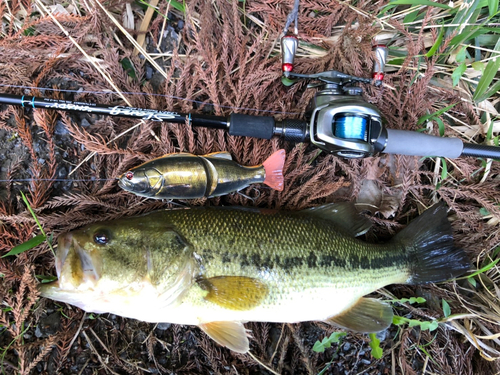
[
  {"x1": 39, "y1": 233, "x2": 71, "y2": 299},
  {"x1": 38, "y1": 279, "x2": 61, "y2": 298},
  {"x1": 118, "y1": 177, "x2": 132, "y2": 190},
  {"x1": 55, "y1": 232, "x2": 73, "y2": 279},
  {"x1": 118, "y1": 175, "x2": 149, "y2": 194},
  {"x1": 54, "y1": 231, "x2": 102, "y2": 290}
]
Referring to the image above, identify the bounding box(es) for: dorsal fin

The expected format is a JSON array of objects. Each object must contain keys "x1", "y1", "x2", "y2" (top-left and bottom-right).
[
  {"x1": 204, "y1": 151, "x2": 233, "y2": 160},
  {"x1": 160, "y1": 152, "x2": 194, "y2": 157},
  {"x1": 301, "y1": 202, "x2": 371, "y2": 237}
]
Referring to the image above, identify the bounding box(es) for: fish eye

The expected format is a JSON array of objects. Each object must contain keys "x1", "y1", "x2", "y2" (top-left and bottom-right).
[
  {"x1": 125, "y1": 171, "x2": 134, "y2": 180},
  {"x1": 93, "y1": 231, "x2": 110, "y2": 245}
]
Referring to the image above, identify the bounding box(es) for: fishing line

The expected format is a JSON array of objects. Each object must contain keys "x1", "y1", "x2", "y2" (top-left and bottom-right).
[
  {"x1": 1, "y1": 178, "x2": 117, "y2": 183},
  {"x1": 0, "y1": 83, "x2": 302, "y2": 116}
]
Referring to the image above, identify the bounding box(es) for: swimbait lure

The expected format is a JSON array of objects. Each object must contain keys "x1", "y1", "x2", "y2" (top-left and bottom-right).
[{"x1": 118, "y1": 150, "x2": 285, "y2": 199}]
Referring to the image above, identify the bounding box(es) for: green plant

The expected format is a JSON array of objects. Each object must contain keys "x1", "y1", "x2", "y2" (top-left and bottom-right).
[
  {"x1": 0, "y1": 324, "x2": 31, "y2": 374},
  {"x1": 442, "y1": 299, "x2": 451, "y2": 317},
  {"x1": 2, "y1": 192, "x2": 54, "y2": 258},
  {"x1": 313, "y1": 332, "x2": 347, "y2": 375},
  {"x1": 417, "y1": 104, "x2": 458, "y2": 137},
  {"x1": 459, "y1": 250, "x2": 500, "y2": 287},
  {"x1": 312, "y1": 331, "x2": 347, "y2": 353},
  {"x1": 369, "y1": 333, "x2": 383, "y2": 359},
  {"x1": 386, "y1": 297, "x2": 427, "y2": 305},
  {"x1": 392, "y1": 316, "x2": 439, "y2": 331},
  {"x1": 137, "y1": 0, "x2": 185, "y2": 15}
]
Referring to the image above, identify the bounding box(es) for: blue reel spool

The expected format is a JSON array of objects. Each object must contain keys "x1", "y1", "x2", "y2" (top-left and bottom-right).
[{"x1": 333, "y1": 114, "x2": 368, "y2": 141}]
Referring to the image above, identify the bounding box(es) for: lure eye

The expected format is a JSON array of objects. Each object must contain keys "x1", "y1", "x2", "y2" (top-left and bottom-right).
[
  {"x1": 93, "y1": 232, "x2": 109, "y2": 245},
  {"x1": 125, "y1": 171, "x2": 134, "y2": 180}
]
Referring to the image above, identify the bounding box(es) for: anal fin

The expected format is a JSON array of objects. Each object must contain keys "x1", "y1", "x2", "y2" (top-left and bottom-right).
[
  {"x1": 198, "y1": 321, "x2": 249, "y2": 353},
  {"x1": 325, "y1": 298, "x2": 393, "y2": 333}
]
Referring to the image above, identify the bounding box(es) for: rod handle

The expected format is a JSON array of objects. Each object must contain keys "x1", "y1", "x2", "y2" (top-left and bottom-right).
[
  {"x1": 383, "y1": 129, "x2": 464, "y2": 158},
  {"x1": 228, "y1": 113, "x2": 275, "y2": 139}
]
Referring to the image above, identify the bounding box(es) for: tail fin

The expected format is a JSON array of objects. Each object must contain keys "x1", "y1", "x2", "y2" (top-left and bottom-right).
[
  {"x1": 394, "y1": 203, "x2": 470, "y2": 284},
  {"x1": 262, "y1": 149, "x2": 285, "y2": 191}
]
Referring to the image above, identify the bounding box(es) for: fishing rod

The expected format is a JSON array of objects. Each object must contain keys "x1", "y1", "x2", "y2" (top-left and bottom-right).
[
  {"x1": 1, "y1": 43, "x2": 499, "y2": 160},
  {"x1": 1, "y1": 77, "x2": 499, "y2": 160}
]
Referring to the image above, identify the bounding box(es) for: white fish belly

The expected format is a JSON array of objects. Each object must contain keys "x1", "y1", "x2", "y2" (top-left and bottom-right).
[{"x1": 127, "y1": 285, "x2": 379, "y2": 325}]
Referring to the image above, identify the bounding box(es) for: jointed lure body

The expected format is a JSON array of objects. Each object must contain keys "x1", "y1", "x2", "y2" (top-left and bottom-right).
[{"x1": 118, "y1": 150, "x2": 286, "y2": 199}]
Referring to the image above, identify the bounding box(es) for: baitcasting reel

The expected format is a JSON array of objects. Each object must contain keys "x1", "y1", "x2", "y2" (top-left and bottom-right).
[
  {"x1": 288, "y1": 62, "x2": 388, "y2": 159},
  {"x1": 226, "y1": 47, "x2": 397, "y2": 159},
  {"x1": 280, "y1": 24, "x2": 389, "y2": 158},
  {"x1": 267, "y1": 41, "x2": 495, "y2": 159}
]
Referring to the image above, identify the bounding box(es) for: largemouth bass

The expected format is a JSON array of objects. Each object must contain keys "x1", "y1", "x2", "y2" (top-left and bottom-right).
[
  {"x1": 117, "y1": 149, "x2": 285, "y2": 199},
  {"x1": 40, "y1": 203, "x2": 469, "y2": 353}
]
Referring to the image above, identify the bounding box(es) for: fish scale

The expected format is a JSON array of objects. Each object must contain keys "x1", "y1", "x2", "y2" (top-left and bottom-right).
[
  {"x1": 40, "y1": 203, "x2": 470, "y2": 353},
  {"x1": 91, "y1": 208, "x2": 408, "y2": 312}
]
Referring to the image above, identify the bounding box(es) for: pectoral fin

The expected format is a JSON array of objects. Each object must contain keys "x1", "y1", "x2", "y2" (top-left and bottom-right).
[
  {"x1": 197, "y1": 276, "x2": 268, "y2": 311},
  {"x1": 198, "y1": 321, "x2": 249, "y2": 353},
  {"x1": 325, "y1": 298, "x2": 393, "y2": 332}
]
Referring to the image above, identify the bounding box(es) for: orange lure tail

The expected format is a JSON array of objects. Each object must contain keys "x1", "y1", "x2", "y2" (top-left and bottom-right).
[{"x1": 262, "y1": 149, "x2": 286, "y2": 191}]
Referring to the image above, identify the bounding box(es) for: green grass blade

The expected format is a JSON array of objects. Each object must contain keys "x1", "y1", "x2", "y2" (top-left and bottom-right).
[
  {"x1": 488, "y1": 0, "x2": 499, "y2": 16},
  {"x1": 474, "y1": 77, "x2": 500, "y2": 102},
  {"x1": 2, "y1": 235, "x2": 46, "y2": 258},
  {"x1": 403, "y1": 8, "x2": 422, "y2": 23},
  {"x1": 20, "y1": 191, "x2": 55, "y2": 256},
  {"x1": 20, "y1": 191, "x2": 45, "y2": 237},
  {"x1": 440, "y1": 158, "x2": 448, "y2": 182},
  {"x1": 387, "y1": 0, "x2": 452, "y2": 9},
  {"x1": 465, "y1": 257, "x2": 500, "y2": 279},
  {"x1": 425, "y1": 25, "x2": 445, "y2": 58},
  {"x1": 436, "y1": 118, "x2": 445, "y2": 136},
  {"x1": 449, "y1": 27, "x2": 491, "y2": 48},
  {"x1": 487, "y1": 117, "x2": 495, "y2": 141},
  {"x1": 473, "y1": 37, "x2": 500, "y2": 102},
  {"x1": 169, "y1": 0, "x2": 186, "y2": 13},
  {"x1": 447, "y1": 0, "x2": 480, "y2": 37},
  {"x1": 417, "y1": 103, "x2": 458, "y2": 126}
]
